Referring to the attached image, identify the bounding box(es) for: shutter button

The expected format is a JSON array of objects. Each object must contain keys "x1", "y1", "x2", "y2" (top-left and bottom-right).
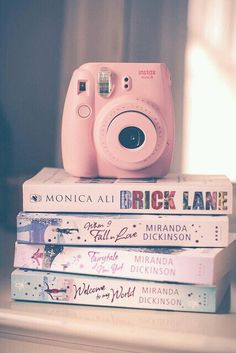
[{"x1": 78, "y1": 105, "x2": 91, "y2": 118}]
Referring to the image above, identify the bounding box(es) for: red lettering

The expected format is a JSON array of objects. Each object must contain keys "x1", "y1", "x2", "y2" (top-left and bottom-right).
[{"x1": 151, "y1": 191, "x2": 163, "y2": 210}]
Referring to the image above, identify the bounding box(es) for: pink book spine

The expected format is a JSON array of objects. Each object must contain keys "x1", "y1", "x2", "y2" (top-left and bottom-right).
[{"x1": 14, "y1": 243, "x2": 217, "y2": 285}]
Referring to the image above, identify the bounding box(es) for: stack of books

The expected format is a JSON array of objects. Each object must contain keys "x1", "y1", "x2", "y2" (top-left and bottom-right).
[{"x1": 11, "y1": 168, "x2": 236, "y2": 313}]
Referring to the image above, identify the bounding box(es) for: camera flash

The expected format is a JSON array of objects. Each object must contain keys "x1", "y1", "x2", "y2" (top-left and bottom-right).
[{"x1": 98, "y1": 67, "x2": 112, "y2": 97}]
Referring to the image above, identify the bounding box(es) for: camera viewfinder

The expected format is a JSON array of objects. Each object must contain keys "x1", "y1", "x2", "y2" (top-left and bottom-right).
[{"x1": 79, "y1": 81, "x2": 86, "y2": 92}]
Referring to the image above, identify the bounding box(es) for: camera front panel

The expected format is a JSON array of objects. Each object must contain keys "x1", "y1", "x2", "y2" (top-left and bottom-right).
[{"x1": 62, "y1": 62, "x2": 174, "y2": 178}]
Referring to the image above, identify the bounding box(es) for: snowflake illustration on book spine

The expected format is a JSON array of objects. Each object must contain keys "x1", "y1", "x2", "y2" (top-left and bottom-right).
[{"x1": 42, "y1": 245, "x2": 64, "y2": 269}]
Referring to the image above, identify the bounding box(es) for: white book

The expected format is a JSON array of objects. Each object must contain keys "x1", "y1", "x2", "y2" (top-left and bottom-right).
[
  {"x1": 22, "y1": 168, "x2": 232, "y2": 215},
  {"x1": 17, "y1": 212, "x2": 229, "y2": 247}
]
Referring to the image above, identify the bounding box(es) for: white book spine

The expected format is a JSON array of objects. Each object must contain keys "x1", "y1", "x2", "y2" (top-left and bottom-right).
[
  {"x1": 22, "y1": 169, "x2": 232, "y2": 215},
  {"x1": 17, "y1": 212, "x2": 229, "y2": 247}
]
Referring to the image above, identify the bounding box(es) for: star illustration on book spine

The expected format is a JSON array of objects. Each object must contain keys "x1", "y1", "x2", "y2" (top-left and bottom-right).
[{"x1": 42, "y1": 245, "x2": 64, "y2": 269}]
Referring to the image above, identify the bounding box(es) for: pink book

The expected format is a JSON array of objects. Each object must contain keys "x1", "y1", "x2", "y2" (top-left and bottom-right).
[{"x1": 14, "y1": 234, "x2": 236, "y2": 285}]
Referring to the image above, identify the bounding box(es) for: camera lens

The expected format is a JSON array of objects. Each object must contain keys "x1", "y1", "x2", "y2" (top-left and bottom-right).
[
  {"x1": 124, "y1": 77, "x2": 129, "y2": 82},
  {"x1": 119, "y1": 126, "x2": 145, "y2": 149}
]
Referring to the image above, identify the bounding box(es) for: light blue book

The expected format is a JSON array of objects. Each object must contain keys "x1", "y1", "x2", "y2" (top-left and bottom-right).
[{"x1": 11, "y1": 269, "x2": 229, "y2": 313}]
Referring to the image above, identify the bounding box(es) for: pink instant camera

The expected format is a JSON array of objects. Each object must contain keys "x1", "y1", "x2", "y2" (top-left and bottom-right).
[{"x1": 61, "y1": 62, "x2": 174, "y2": 178}]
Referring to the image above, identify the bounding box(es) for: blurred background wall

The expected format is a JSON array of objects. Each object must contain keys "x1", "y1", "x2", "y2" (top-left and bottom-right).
[
  {"x1": 0, "y1": 0, "x2": 235, "y2": 228},
  {"x1": 0, "y1": 0, "x2": 188, "y2": 178}
]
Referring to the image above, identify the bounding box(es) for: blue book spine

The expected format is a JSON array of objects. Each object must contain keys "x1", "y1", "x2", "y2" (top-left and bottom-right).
[{"x1": 11, "y1": 269, "x2": 225, "y2": 313}]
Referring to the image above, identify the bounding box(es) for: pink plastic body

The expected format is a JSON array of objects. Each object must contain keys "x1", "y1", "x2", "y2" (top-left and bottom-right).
[{"x1": 61, "y1": 63, "x2": 174, "y2": 178}]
